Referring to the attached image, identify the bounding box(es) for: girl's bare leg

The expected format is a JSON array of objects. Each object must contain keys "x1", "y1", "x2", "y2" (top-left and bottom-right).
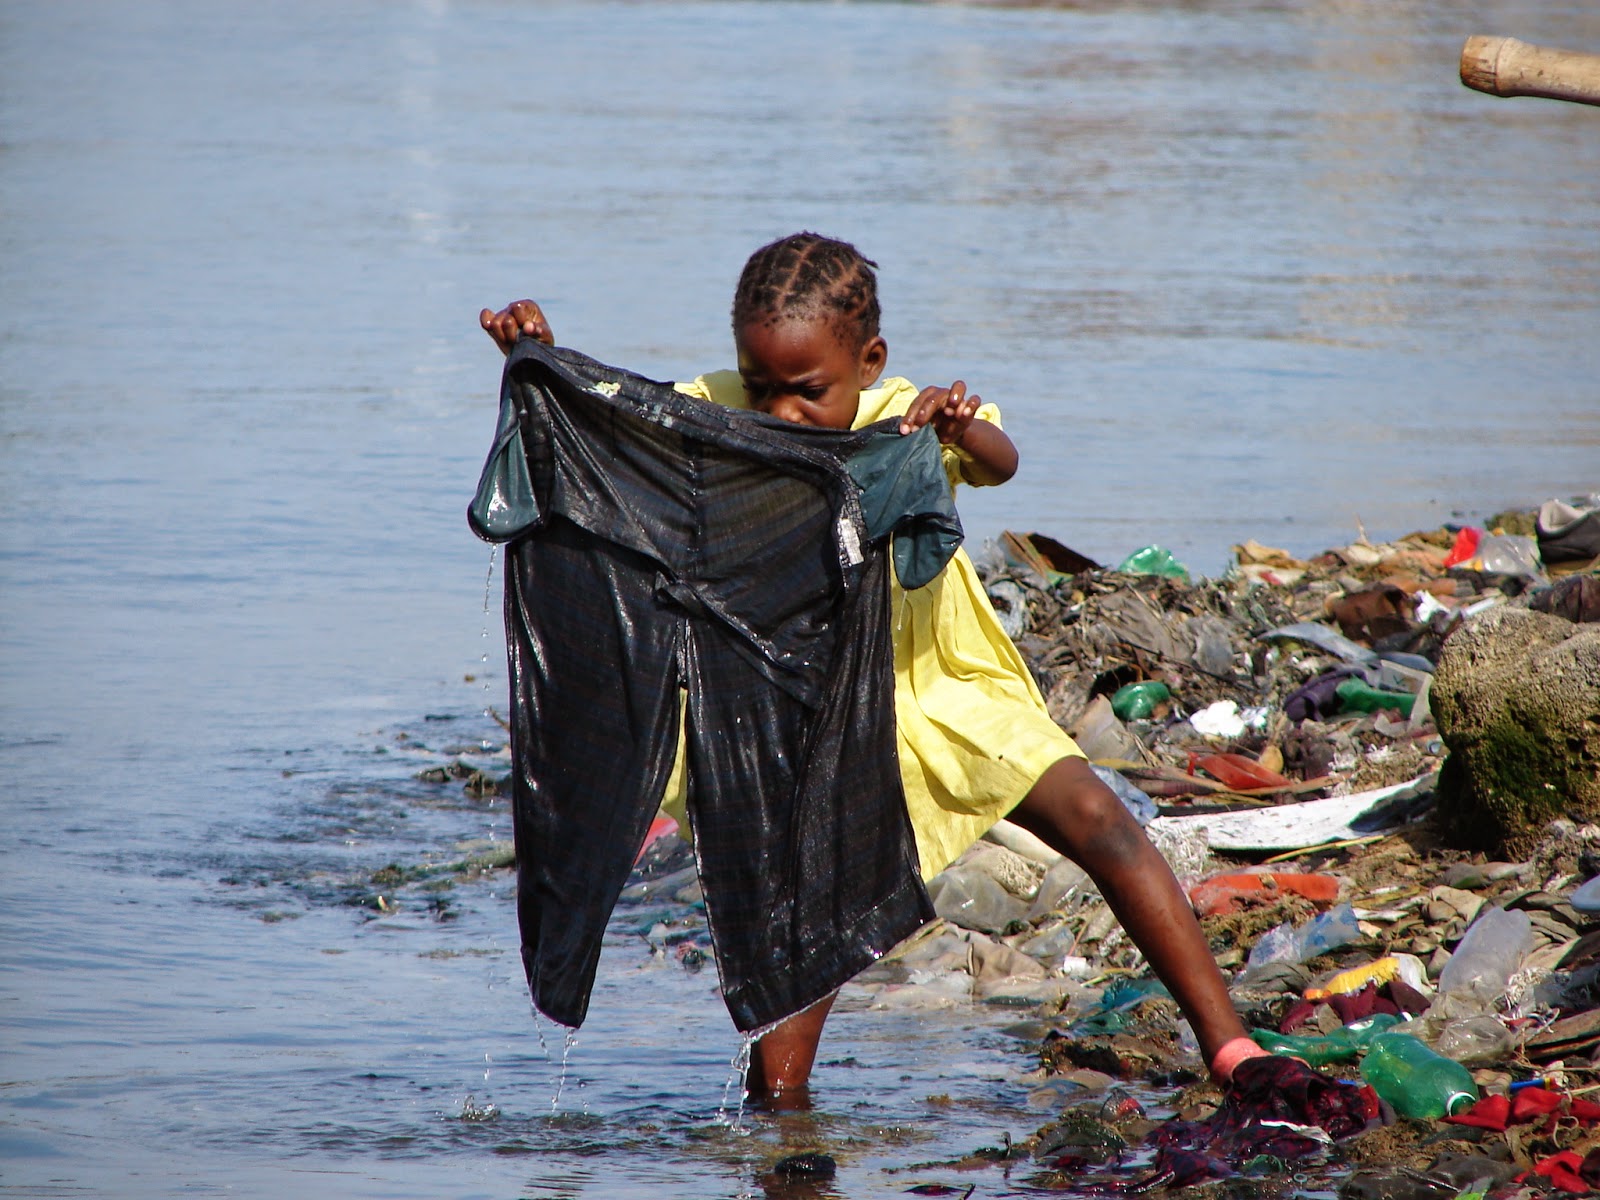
[
  {"x1": 1006, "y1": 756, "x2": 1247, "y2": 1065},
  {"x1": 744, "y1": 756, "x2": 1244, "y2": 1095},
  {"x1": 747, "y1": 992, "x2": 837, "y2": 1100}
]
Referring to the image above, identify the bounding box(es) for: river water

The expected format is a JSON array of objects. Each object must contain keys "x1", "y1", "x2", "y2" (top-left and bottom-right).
[{"x1": 1, "y1": 1, "x2": 1596, "y2": 1196}]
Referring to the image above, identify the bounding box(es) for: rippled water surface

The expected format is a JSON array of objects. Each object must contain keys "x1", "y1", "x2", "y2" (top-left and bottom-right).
[{"x1": 2, "y1": 1, "x2": 1597, "y2": 1196}]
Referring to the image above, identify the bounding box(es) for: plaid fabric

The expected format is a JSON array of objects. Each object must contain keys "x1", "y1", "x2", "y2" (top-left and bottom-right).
[{"x1": 486, "y1": 342, "x2": 950, "y2": 1032}]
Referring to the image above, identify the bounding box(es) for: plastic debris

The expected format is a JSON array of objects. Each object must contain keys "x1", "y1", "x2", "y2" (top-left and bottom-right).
[
  {"x1": 1109, "y1": 679, "x2": 1170, "y2": 720},
  {"x1": 1146, "y1": 776, "x2": 1435, "y2": 852},
  {"x1": 1243, "y1": 903, "x2": 1361, "y2": 974},
  {"x1": 1251, "y1": 1013, "x2": 1400, "y2": 1066},
  {"x1": 1115, "y1": 544, "x2": 1190, "y2": 582},
  {"x1": 1190, "y1": 700, "x2": 1247, "y2": 738},
  {"x1": 1359, "y1": 1031, "x2": 1478, "y2": 1118}
]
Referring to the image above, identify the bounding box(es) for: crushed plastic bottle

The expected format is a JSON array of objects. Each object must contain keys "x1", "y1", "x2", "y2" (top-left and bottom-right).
[
  {"x1": 1110, "y1": 680, "x2": 1170, "y2": 721},
  {"x1": 1251, "y1": 1013, "x2": 1401, "y2": 1067},
  {"x1": 1359, "y1": 1031, "x2": 1479, "y2": 1118},
  {"x1": 1026, "y1": 857, "x2": 1093, "y2": 921}
]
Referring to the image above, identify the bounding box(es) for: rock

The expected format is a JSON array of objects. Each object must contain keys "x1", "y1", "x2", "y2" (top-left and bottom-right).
[
  {"x1": 1428, "y1": 885, "x2": 1485, "y2": 926},
  {"x1": 772, "y1": 1152, "x2": 835, "y2": 1180},
  {"x1": 1432, "y1": 607, "x2": 1600, "y2": 856}
]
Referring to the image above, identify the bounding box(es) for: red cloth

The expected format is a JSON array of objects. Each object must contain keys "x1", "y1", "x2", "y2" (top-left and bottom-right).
[
  {"x1": 1533, "y1": 1151, "x2": 1589, "y2": 1194},
  {"x1": 1444, "y1": 1093, "x2": 1510, "y2": 1132},
  {"x1": 1512, "y1": 1086, "x2": 1565, "y2": 1123}
]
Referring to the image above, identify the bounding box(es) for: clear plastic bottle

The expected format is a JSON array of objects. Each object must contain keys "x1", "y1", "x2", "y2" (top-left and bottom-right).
[{"x1": 1359, "y1": 1032, "x2": 1478, "y2": 1118}]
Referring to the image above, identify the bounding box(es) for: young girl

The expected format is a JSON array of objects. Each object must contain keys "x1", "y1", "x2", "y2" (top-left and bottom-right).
[{"x1": 480, "y1": 233, "x2": 1265, "y2": 1098}]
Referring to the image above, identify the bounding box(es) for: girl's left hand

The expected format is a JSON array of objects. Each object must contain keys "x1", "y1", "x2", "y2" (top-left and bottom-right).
[{"x1": 900, "y1": 381, "x2": 981, "y2": 445}]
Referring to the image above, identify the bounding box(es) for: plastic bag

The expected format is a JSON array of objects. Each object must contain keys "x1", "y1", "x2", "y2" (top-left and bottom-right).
[
  {"x1": 928, "y1": 867, "x2": 1027, "y2": 934},
  {"x1": 1115, "y1": 544, "x2": 1190, "y2": 583},
  {"x1": 1244, "y1": 903, "x2": 1361, "y2": 973},
  {"x1": 1436, "y1": 907, "x2": 1533, "y2": 1014},
  {"x1": 1091, "y1": 763, "x2": 1159, "y2": 825}
]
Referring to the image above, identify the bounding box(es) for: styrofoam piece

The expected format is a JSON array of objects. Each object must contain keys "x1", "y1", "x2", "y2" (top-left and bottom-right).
[{"x1": 1144, "y1": 775, "x2": 1434, "y2": 851}]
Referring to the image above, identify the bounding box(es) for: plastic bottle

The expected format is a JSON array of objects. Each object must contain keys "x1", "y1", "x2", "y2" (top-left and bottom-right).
[
  {"x1": 1251, "y1": 1013, "x2": 1400, "y2": 1066},
  {"x1": 1110, "y1": 680, "x2": 1170, "y2": 720},
  {"x1": 1359, "y1": 1032, "x2": 1479, "y2": 1118}
]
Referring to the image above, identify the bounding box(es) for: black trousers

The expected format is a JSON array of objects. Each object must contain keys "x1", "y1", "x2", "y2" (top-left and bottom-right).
[{"x1": 485, "y1": 343, "x2": 947, "y2": 1032}]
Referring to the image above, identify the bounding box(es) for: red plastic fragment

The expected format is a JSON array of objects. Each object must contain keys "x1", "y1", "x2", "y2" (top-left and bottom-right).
[
  {"x1": 1443, "y1": 526, "x2": 1483, "y2": 568},
  {"x1": 1189, "y1": 752, "x2": 1294, "y2": 791},
  {"x1": 1188, "y1": 871, "x2": 1342, "y2": 918},
  {"x1": 633, "y1": 813, "x2": 679, "y2": 863},
  {"x1": 1570, "y1": 1097, "x2": 1600, "y2": 1124},
  {"x1": 1581, "y1": 1147, "x2": 1600, "y2": 1187}
]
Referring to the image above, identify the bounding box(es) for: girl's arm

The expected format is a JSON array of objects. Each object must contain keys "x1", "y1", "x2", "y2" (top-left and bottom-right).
[
  {"x1": 898, "y1": 381, "x2": 1018, "y2": 486},
  {"x1": 480, "y1": 300, "x2": 555, "y2": 354}
]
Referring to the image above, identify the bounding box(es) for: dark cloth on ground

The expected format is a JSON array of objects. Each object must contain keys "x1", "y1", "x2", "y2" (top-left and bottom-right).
[
  {"x1": 470, "y1": 340, "x2": 958, "y2": 1032},
  {"x1": 1124, "y1": 1058, "x2": 1380, "y2": 1190}
]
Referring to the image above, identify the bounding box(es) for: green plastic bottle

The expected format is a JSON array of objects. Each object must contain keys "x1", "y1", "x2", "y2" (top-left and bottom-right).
[
  {"x1": 1359, "y1": 1032, "x2": 1478, "y2": 1118},
  {"x1": 1250, "y1": 1013, "x2": 1399, "y2": 1067}
]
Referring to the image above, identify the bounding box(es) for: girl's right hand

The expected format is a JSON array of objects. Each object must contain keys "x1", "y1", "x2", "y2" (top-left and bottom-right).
[{"x1": 479, "y1": 300, "x2": 554, "y2": 355}]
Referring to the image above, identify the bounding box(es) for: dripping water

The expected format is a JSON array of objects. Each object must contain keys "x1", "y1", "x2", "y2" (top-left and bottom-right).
[
  {"x1": 552, "y1": 1028, "x2": 579, "y2": 1114},
  {"x1": 718, "y1": 1033, "x2": 755, "y2": 1134},
  {"x1": 480, "y1": 545, "x2": 498, "y2": 720}
]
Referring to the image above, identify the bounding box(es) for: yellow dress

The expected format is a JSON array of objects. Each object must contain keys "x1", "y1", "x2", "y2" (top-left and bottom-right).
[{"x1": 660, "y1": 371, "x2": 1084, "y2": 879}]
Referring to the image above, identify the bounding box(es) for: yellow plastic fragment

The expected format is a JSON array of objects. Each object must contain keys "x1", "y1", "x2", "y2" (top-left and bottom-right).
[{"x1": 1304, "y1": 956, "x2": 1400, "y2": 1000}]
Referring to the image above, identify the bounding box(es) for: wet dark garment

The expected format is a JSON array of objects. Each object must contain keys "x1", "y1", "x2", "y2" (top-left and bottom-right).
[
  {"x1": 470, "y1": 340, "x2": 956, "y2": 1032},
  {"x1": 1093, "y1": 1058, "x2": 1382, "y2": 1192}
]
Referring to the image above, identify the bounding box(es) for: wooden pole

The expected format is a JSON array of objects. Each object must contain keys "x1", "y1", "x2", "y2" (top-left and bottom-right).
[{"x1": 1460, "y1": 35, "x2": 1600, "y2": 107}]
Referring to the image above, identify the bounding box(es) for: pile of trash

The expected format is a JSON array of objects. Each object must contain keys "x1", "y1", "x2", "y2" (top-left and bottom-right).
[
  {"x1": 612, "y1": 492, "x2": 1600, "y2": 1193},
  {"x1": 850, "y1": 493, "x2": 1596, "y2": 1195}
]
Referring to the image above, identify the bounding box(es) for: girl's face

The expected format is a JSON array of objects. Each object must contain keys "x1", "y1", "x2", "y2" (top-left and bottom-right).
[{"x1": 735, "y1": 315, "x2": 887, "y2": 429}]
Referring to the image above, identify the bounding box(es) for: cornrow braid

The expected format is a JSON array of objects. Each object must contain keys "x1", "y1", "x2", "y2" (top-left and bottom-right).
[{"x1": 731, "y1": 232, "x2": 881, "y2": 348}]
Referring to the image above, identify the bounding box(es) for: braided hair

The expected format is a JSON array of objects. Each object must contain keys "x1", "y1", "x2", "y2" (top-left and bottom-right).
[{"x1": 731, "y1": 233, "x2": 881, "y2": 348}]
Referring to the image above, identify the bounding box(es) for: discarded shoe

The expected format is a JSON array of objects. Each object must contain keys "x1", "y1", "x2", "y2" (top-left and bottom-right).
[{"x1": 1537, "y1": 497, "x2": 1600, "y2": 564}]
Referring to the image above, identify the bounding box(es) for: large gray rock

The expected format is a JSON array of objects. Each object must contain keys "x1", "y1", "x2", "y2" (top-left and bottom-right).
[{"x1": 1432, "y1": 606, "x2": 1600, "y2": 856}]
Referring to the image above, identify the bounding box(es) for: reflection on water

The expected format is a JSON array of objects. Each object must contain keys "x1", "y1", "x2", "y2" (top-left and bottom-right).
[{"x1": 2, "y1": 0, "x2": 1597, "y2": 1195}]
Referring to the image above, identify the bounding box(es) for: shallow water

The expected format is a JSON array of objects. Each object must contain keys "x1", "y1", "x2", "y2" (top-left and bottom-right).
[{"x1": 1, "y1": 1, "x2": 1596, "y2": 1196}]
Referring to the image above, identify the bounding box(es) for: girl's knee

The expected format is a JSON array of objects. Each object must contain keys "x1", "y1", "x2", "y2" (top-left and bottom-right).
[{"x1": 1015, "y1": 757, "x2": 1147, "y2": 864}]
